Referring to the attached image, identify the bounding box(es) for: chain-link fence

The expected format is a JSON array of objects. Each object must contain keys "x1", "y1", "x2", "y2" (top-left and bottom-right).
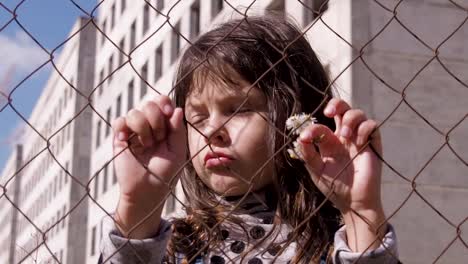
[{"x1": 0, "y1": 0, "x2": 467, "y2": 263}]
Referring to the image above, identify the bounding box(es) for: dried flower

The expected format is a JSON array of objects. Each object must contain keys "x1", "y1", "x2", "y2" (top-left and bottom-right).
[
  {"x1": 285, "y1": 113, "x2": 317, "y2": 160},
  {"x1": 285, "y1": 113, "x2": 317, "y2": 136}
]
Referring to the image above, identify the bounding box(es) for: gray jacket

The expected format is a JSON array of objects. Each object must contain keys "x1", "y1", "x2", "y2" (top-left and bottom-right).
[{"x1": 99, "y1": 212, "x2": 399, "y2": 264}]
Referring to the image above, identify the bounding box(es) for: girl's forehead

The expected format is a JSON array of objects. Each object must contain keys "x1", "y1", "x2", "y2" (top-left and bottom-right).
[
  {"x1": 187, "y1": 74, "x2": 252, "y2": 99},
  {"x1": 185, "y1": 80, "x2": 266, "y2": 108}
]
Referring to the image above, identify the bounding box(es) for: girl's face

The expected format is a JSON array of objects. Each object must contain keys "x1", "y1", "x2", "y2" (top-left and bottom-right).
[{"x1": 185, "y1": 78, "x2": 275, "y2": 196}]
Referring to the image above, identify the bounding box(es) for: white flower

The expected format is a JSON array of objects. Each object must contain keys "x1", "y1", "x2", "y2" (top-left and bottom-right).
[
  {"x1": 285, "y1": 113, "x2": 317, "y2": 135},
  {"x1": 285, "y1": 113, "x2": 317, "y2": 160}
]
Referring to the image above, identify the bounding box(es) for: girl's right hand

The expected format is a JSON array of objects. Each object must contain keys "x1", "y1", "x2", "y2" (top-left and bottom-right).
[{"x1": 111, "y1": 95, "x2": 186, "y2": 238}]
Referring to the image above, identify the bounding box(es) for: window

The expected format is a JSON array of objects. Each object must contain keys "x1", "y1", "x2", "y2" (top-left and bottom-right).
[
  {"x1": 53, "y1": 175, "x2": 57, "y2": 197},
  {"x1": 108, "y1": 54, "x2": 114, "y2": 83},
  {"x1": 121, "y1": 0, "x2": 126, "y2": 14},
  {"x1": 67, "y1": 122, "x2": 71, "y2": 141},
  {"x1": 190, "y1": 1, "x2": 200, "y2": 40},
  {"x1": 96, "y1": 120, "x2": 101, "y2": 148},
  {"x1": 56, "y1": 211, "x2": 60, "y2": 231},
  {"x1": 143, "y1": 4, "x2": 150, "y2": 34},
  {"x1": 94, "y1": 172, "x2": 99, "y2": 199},
  {"x1": 103, "y1": 164, "x2": 108, "y2": 194},
  {"x1": 116, "y1": 94, "x2": 122, "y2": 117},
  {"x1": 62, "y1": 205, "x2": 67, "y2": 228},
  {"x1": 101, "y1": 20, "x2": 107, "y2": 46},
  {"x1": 60, "y1": 129, "x2": 65, "y2": 150},
  {"x1": 127, "y1": 80, "x2": 134, "y2": 111},
  {"x1": 110, "y1": 3, "x2": 116, "y2": 29},
  {"x1": 112, "y1": 162, "x2": 117, "y2": 184},
  {"x1": 140, "y1": 63, "x2": 148, "y2": 98},
  {"x1": 65, "y1": 162, "x2": 69, "y2": 184},
  {"x1": 156, "y1": 0, "x2": 164, "y2": 11},
  {"x1": 106, "y1": 108, "x2": 111, "y2": 137},
  {"x1": 98, "y1": 69, "x2": 104, "y2": 94},
  {"x1": 59, "y1": 170, "x2": 63, "y2": 191},
  {"x1": 211, "y1": 0, "x2": 223, "y2": 18},
  {"x1": 303, "y1": 0, "x2": 328, "y2": 26},
  {"x1": 91, "y1": 226, "x2": 96, "y2": 256},
  {"x1": 154, "y1": 45, "x2": 163, "y2": 82},
  {"x1": 118, "y1": 39, "x2": 125, "y2": 66},
  {"x1": 130, "y1": 21, "x2": 136, "y2": 51},
  {"x1": 170, "y1": 23, "x2": 180, "y2": 64},
  {"x1": 63, "y1": 90, "x2": 67, "y2": 108},
  {"x1": 266, "y1": 0, "x2": 285, "y2": 14}
]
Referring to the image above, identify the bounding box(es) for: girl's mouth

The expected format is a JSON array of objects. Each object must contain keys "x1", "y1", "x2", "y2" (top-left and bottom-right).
[
  {"x1": 205, "y1": 156, "x2": 234, "y2": 168},
  {"x1": 204, "y1": 151, "x2": 235, "y2": 168}
]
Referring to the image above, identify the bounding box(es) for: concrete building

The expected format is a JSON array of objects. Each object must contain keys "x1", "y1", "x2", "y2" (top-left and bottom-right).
[
  {"x1": 0, "y1": 145, "x2": 22, "y2": 264},
  {"x1": 88, "y1": 0, "x2": 467, "y2": 263},
  {"x1": 284, "y1": 1, "x2": 467, "y2": 263},
  {"x1": 1, "y1": 0, "x2": 465, "y2": 263},
  {"x1": 7, "y1": 17, "x2": 96, "y2": 264}
]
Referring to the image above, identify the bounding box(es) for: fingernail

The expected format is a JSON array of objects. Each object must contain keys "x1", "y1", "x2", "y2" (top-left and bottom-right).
[
  {"x1": 163, "y1": 104, "x2": 173, "y2": 115},
  {"x1": 357, "y1": 136, "x2": 363, "y2": 146},
  {"x1": 341, "y1": 126, "x2": 352, "y2": 138},
  {"x1": 313, "y1": 134, "x2": 326, "y2": 144},
  {"x1": 325, "y1": 106, "x2": 335, "y2": 116},
  {"x1": 118, "y1": 132, "x2": 126, "y2": 141}
]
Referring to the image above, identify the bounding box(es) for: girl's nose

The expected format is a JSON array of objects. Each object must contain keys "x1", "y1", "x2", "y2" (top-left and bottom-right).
[{"x1": 203, "y1": 120, "x2": 230, "y2": 146}]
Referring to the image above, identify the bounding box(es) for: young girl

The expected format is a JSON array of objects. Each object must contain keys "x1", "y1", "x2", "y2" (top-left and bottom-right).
[{"x1": 100, "y1": 15, "x2": 399, "y2": 264}]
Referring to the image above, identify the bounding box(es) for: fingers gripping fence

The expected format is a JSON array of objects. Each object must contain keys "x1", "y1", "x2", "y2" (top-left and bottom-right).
[{"x1": 0, "y1": 0, "x2": 466, "y2": 263}]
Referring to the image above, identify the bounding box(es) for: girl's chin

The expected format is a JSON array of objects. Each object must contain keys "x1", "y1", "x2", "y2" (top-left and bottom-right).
[{"x1": 207, "y1": 176, "x2": 250, "y2": 196}]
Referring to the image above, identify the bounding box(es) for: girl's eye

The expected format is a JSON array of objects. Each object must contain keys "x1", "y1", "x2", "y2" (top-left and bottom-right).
[
  {"x1": 189, "y1": 115, "x2": 206, "y2": 125},
  {"x1": 231, "y1": 107, "x2": 252, "y2": 114}
]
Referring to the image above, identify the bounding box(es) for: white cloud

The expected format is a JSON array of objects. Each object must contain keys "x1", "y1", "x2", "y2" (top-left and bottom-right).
[
  {"x1": 0, "y1": 121, "x2": 25, "y2": 148},
  {"x1": 0, "y1": 31, "x2": 49, "y2": 75}
]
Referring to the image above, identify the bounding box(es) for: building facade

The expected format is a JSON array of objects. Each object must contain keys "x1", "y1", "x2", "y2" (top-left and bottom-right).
[
  {"x1": 2, "y1": 17, "x2": 96, "y2": 264},
  {"x1": 1, "y1": 0, "x2": 465, "y2": 263},
  {"x1": 0, "y1": 145, "x2": 22, "y2": 264}
]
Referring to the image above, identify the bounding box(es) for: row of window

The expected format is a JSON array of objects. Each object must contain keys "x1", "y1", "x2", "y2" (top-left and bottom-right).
[
  {"x1": 95, "y1": 0, "x2": 207, "y2": 98},
  {"x1": 100, "y1": 0, "x2": 166, "y2": 48},
  {"x1": 302, "y1": 0, "x2": 329, "y2": 27},
  {"x1": 22, "y1": 141, "x2": 72, "y2": 207},
  {"x1": 26, "y1": 80, "x2": 75, "y2": 164},
  {"x1": 42, "y1": 249, "x2": 64, "y2": 264},
  {"x1": 16, "y1": 205, "x2": 67, "y2": 262},
  {"x1": 92, "y1": 161, "x2": 117, "y2": 200},
  {"x1": 19, "y1": 166, "x2": 69, "y2": 234},
  {"x1": 21, "y1": 157, "x2": 70, "y2": 206},
  {"x1": 90, "y1": 225, "x2": 98, "y2": 256},
  {"x1": 17, "y1": 204, "x2": 68, "y2": 243}
]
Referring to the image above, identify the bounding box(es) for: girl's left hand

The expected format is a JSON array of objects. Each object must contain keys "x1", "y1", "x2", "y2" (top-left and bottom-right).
[{"x1": 298, "y1": 98, "x2": 383, "y2": 214}]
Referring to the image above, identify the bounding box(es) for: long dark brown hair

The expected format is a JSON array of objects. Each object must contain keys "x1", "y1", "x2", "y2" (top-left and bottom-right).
[{"x1": 168, "y1": 14, "x2": 342, "y2": 263}]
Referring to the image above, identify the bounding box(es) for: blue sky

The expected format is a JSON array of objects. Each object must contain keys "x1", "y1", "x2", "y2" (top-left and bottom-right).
[{"x1": 0, "y1": 0, "x2": 98, "y2": 172}]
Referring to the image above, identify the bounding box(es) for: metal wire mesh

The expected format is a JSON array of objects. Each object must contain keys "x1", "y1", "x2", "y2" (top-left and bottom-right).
[{"x1": 0, "y1": 0, "x2": 467, "y2": 263}]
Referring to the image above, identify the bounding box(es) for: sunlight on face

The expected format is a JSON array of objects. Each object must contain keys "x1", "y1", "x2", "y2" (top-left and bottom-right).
[{"x1": 185, "y1": 78, "x2": 275, "y2": 196}]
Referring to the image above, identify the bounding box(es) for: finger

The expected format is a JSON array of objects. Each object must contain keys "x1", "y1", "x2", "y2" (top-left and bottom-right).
[
  {"x1": 298, "y1": 125, "x2": 336, "y2": 179},
  {"x1": 112, "y1": 117, "x2": 131, "y2": 148},
  {"x1": 299, "y1": 123, "x2": 341, "y2": 156},
  {"x1": 333, "y1": 115, "x2": 342, "y2": 136},
  {"x1": 153, "y1": 95, "x2": 174, "y2": 116},
  {"x1": 340, "y1": 109, "x2": 367, "y2": 139},
  {"x1": 324, "y1": 98, "x2": 351, "y2": 117},
  {"x1": 356, "y1": 119, "x2": 382, "y2": 155},
  {"x1": 167, "y1": 107, "x2": 186, "y2": 155},
  {"x1": 126, "y1": 109, "x2": 154, "y2": 148},
  {"x1": 142, "y1": 101, "x2": 167, "y2": 141}
]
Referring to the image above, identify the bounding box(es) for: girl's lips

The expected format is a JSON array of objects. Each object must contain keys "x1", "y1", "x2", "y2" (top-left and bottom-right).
[{"x1": 205, "y1": 156, "x2": 234, "y2": 168}]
